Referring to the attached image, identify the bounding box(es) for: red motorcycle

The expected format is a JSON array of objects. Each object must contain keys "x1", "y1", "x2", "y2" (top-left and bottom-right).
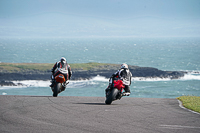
[
  {"x1": 50, "y1": 74, "x2": 69, "y2": 97},
  {"x1": 105, "y1": 80, "x2": 127, "y2": 104}
]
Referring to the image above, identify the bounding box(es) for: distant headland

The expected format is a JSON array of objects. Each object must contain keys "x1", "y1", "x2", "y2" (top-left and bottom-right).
[{"x1": 0, "y1": 62, "x2": 185, "y2": 86}]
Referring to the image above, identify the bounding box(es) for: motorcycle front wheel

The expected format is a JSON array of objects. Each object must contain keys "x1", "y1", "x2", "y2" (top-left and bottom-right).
[
  {"x1": 53, "y1": 82, "x2": 61, "y2": 97},
  {"x1": 105, "y1": 88, "x2": 118, "y2": 105}
]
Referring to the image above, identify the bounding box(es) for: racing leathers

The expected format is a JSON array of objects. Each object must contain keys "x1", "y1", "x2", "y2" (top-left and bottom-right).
[
  {"x1": 50, "y1": 61, "x2": 72, "y2": 87},
  {"x1": 109, "y1": 68, "x2": 132, "y2": 93}
]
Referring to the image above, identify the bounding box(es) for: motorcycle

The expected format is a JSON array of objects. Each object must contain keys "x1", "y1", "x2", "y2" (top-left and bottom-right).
[
  {"x1": 50, "y1": 74, "x2": 69, "y2": 97},
  {"x1": 105, "y1": 79, "x2": 129, "y2": 104}
]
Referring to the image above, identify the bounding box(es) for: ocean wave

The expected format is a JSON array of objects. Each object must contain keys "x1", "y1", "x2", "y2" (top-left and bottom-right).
[
  {"x1": 132, "y1": 77, "x2": 172, "y2": 81},
  {"x1": 179, "y1": 73, "x2": 200, "y2": 80},
  {"x1": 185, "y1": 70, "x2": 200, "y2": 74},
  {"x1": 1, "y1": 72, "x2": 200, "y2": 89},
  {"x1": 0, "y1": 86, "x2": 27, "y2": 90},
  {"x1": 0, "y1": 75, "x2": 108, "y2": 88},
  {"x1": 12, "y1": 80, "x2": 50, "y2": 87}
]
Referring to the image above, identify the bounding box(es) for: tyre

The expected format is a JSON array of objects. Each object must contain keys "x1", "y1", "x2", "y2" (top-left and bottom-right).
[
  {"x1": 105, "y1": 88, "x2": 118, "y2": 104},
  {"x1": 53, "y1": 82, "x2": 61, "y2": 97}
]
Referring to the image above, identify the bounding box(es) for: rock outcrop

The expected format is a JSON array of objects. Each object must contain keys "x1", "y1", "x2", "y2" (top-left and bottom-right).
[{"x1": 0, "y1": 64, "x2": 185, "y2": 86}]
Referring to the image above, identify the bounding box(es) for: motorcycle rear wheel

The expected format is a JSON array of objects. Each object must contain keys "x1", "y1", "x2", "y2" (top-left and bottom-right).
[{"x1": 105, "y1": 88, "x2": 118, "y2": 105}]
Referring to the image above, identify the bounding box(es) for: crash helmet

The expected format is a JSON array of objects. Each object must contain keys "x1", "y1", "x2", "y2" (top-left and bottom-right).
[
  {"x1": 60, "y1": 57, "x2": 67, "y2": 64},
  {"x1": 121, "y1": 63, "x2": 128, "y2": 69}
]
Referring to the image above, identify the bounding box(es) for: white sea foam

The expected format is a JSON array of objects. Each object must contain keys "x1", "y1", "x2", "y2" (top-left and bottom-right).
[
  {"x1": 0, "y1": 86, "x2": 27, "y2": 90},
  {"x1": 185, "y1": 70, "x2": 200, "y2": 74},
  {"x1": 133, "y1": 71, "x2": 200, "y2": 81},
  {"x1": 0, "y1": 75, "x2": 108, "y2": 89},
  {"x1": 67, "y1": 75, "x2": 108, "y2": 88},
  {"x1": 180, "y1": 73, "x2": 200, "y2": 80},
  {"x1": 90, "y1": 75, "x2": 108, "y2": 82},
  {"x1": 1, "y1": 72, "x2": 200, "y2": 89},
  {"x1": 12, "y1": 80, "x2": 50, "y2": 87},
  {"x1": 132, "y1": 77, "x2": 172, "y2": 81}
]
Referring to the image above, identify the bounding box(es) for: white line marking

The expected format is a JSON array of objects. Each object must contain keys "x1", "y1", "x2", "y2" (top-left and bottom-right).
[
  {"x1": 160, "y1": 125, "x2": 200, "y2": 129},
  {"x1": 105, "y1": 110, "x2": 115, "y2": 112},
  {"x1": 178, "y1": 100, "x2": 200, "y2": 115}
]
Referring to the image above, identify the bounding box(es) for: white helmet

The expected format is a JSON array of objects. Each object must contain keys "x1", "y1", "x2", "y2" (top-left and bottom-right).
[
  {"x1": 60, "y1": 57, "x2": 67, "y2": 64},
  {"x1": 121, "y1": 63, "x2": 128, "y2": 69}
]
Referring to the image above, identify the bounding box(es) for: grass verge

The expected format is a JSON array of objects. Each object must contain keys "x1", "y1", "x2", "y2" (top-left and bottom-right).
[
  {"x1": 0, "y1": 62, "x2": 118, "y2": 72},
  {"x1": 177, "y1": 96, "x2": 200, "y2": 113}
]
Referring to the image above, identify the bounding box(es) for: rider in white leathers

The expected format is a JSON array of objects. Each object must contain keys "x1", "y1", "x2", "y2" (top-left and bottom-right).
[
  {"x1": 50, "y1": 57, "x2": 72, "y2": 87},
  {"x1": 106, "y1": 63, "x2": 132, "y2": 96}
]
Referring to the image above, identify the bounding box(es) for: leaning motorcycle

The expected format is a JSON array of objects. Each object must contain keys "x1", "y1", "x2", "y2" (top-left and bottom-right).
[
  {"x1": 50, "y1": 74, "x2": 69, "y2": 97},
  {"x1": 105, "y1": 79, "x2": 128, "y2": 104}
]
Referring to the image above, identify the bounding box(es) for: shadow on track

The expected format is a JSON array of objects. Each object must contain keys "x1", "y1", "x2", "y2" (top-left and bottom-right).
[{"x1": 75, "y1": 102, "x2": 106, "y2": 105}]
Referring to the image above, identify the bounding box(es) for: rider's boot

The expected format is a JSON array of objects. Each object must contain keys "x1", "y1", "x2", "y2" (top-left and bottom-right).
[
  {"x1": 122, "y1": 92, "x2": 131, "y2": 96},
  {"x1": 62, "y1": 82, "x2": 67, "y2": 88},
  {"x1": 61, "y1": 81, "x2": 69, "y2": 91},
  {"x1": 61, "y1": 84, "x2": 66, "y2": 91}
]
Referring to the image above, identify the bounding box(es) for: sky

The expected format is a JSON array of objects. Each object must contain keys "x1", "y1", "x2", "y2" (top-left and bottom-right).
[{"x1": 0, "y1": 0, "x2": 200, "y2": 38}]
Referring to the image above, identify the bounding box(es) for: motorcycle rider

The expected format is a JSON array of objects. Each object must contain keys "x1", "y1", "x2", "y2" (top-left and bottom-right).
[
  {"x1": 50, "y1": 57, "x2": 72, "y2": 87},
  {"x1": 106, "y1": 63, "x2": 132, "y2": 96}
]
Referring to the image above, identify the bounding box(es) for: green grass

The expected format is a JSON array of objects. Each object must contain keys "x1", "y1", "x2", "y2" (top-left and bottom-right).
[
  {"x1": 70, "y1": 62, "x2": 118, "y2": 70},
  {"x1": 0, "y1": 63, "x2": 53, "y2": 72},
  {"x1": 0, "y1": 62, "x2": 119, "y2": 72},
  {"x1": 177, "y1": 96, "x2": 200, "y2": 113}
]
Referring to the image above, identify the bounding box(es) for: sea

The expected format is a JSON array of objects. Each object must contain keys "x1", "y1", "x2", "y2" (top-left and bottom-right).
[{"x1": 0, "y1": 37, "x2": 200, "y2": 98}]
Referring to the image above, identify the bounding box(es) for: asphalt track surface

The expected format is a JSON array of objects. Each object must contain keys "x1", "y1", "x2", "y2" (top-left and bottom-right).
[{"x1": 0, "y1": 95, "x2": 199, "y2": 133}]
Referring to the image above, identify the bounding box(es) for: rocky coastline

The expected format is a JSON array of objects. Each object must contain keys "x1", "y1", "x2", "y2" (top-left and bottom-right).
[{"x1": 0, "y1": 64, "x2": 185, "y2": 86}]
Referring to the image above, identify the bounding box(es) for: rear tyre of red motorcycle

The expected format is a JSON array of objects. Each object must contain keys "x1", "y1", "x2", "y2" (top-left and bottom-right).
[
  {"x1": 53, "y1": 82, "x2": 60, "y2": 97},
  {"x1": 105, "y1": 88, "x2": 118, "y2": 105}
]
